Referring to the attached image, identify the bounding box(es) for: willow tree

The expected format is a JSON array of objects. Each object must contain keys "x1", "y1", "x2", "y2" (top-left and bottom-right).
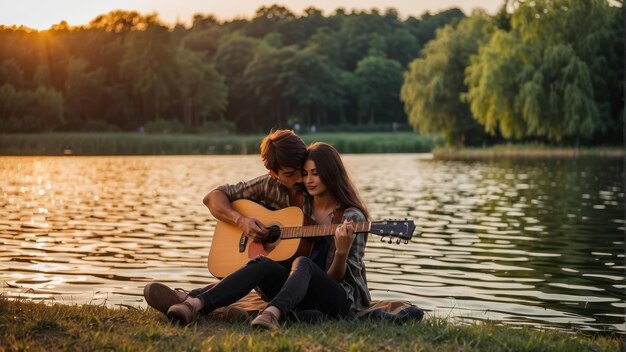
[
  {"x1": 463, "y1": 29, "x2": 527, "y2": 139},
  {"x1": 465, "y1": 0, "x2": 621, "y2": 142},
  {"x1": 401, "y1": 12, "x2": 493, "y2": 146}
]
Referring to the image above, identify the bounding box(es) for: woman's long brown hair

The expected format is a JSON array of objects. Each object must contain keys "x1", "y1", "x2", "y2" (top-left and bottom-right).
[{"x1": 306, "y1": 142, "x2": 369, "y2": 220}]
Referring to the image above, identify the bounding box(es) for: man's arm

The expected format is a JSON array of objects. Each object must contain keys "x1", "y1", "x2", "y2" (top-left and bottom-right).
[{"x1": 203, "y1": 189, "x2": 268, "y2": 241}]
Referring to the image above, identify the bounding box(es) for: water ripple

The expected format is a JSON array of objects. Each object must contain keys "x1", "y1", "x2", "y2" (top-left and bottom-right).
[{"x1": 0, "y1": 155, "x2": 623, "y2": 334}]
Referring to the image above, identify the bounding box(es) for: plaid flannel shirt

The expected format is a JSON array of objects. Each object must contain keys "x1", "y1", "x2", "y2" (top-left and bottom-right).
[{"x1": 214, "y1": 174, "x2": 292, "y2": 210}]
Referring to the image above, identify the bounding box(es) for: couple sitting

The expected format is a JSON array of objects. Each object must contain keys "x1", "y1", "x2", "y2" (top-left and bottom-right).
[{"x1": 144, "y1": 129, "x2": 420, "y2": 330}]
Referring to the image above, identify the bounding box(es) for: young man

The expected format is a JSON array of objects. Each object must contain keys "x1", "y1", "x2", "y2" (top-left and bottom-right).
[
  {"x1": 204, "y1": 129, "x2": 307, "y2": 242},
  {"x1": 143, "y1": 129, "x2": 307, "y2": 319}
]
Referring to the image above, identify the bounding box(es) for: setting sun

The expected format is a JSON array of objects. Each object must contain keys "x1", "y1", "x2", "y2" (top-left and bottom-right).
[{"x1": 0, "y1": 0, "x2": 132, "y2": 30}]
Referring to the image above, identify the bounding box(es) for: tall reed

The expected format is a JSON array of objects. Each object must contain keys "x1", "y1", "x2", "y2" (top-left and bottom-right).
[{"x1": 0, "y1": 132, "x2": 442, "y2": 155}]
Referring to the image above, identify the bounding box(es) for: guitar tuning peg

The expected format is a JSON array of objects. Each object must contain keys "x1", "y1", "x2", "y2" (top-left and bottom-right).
[
  {"x1": 396, "y1": 238, "x2": 401, "y2": 244},
  {"x1": 387, "y1": 237, "x2": 393, "y2": 244},
  {"x1": 380, "y1": 236, "x2": 386, "y2": 242},
  {"x1": 404, "y1": 239, "x2": 409, "y2": 244}
]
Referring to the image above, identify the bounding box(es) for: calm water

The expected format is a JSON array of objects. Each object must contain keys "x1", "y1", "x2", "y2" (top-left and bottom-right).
[{"x1": 0, "y1": 155, "x2": 623, "y2": 334}]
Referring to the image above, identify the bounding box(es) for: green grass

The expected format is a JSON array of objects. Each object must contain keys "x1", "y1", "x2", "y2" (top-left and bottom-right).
[
  {"x1": 0, "y1": 298, "x2": 621, "y2": 352},
  {"x1": 0, "y1": 132, "x2": 442, "y2": 155},
  {"x1": 434, "y1": 144, "x2": 624, "y2": 159}
]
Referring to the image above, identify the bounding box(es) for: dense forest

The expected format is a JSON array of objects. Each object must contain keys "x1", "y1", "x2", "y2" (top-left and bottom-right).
[{"x1": 0, "y1": 0, "x2": 623, "y2": 146}]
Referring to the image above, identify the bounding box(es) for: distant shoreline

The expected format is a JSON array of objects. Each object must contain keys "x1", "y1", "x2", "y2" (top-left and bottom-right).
[
  {"x1": 1, "y1": 133, "x2": 622, "y2": 158},
  {"x1": 0, "y1": 132, "x2": 440, "y2": 156},
  {"x1": 434, "y1": 146, "x2": 624, "y2": 160}
]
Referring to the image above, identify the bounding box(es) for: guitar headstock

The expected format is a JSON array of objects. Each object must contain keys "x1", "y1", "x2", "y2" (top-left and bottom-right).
[{"x1": 370, "y1": 219, "x2": 415, "y2": 244}]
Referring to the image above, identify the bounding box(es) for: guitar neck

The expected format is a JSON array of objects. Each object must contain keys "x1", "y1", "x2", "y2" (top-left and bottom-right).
[{"x1": 281, "y1": 222, "x2": 371, "y2": 239}]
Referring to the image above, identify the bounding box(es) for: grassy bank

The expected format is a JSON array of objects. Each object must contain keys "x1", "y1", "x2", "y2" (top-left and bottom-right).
[
  {"x1": 0, "y1": 132, "x2": 441, "y2": 155},
  {"x1": 0, "y1": 299, "x2": 621, "y2": 352},
  {"x1": 434, "y1": 145, "x2": 624, "y2": 160}
]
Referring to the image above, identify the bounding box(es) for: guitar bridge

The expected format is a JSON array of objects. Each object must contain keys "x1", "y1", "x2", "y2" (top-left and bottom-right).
[{"x1": 239, "y1": 234, "x2": 247, "y2": 253}]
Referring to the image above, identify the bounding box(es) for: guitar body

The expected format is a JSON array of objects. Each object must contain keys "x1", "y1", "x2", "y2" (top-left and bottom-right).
[{"x1": 207, "y1": 200, "x2": 312, "y2": 279}]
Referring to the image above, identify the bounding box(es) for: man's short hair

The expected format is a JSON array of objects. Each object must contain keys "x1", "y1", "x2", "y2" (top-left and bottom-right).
[{"x1": 260, "y1": 129, "x2": 306, "y2": 173}]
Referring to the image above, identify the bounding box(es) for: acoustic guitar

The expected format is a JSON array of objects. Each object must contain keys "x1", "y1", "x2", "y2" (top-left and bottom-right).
[{"x1": 207, "y1": 199, "x2": 415, "y2": 278}]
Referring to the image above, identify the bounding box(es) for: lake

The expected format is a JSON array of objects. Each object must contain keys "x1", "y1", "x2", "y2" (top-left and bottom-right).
[{"x1": 0, "y1": 154, "x2": 623, "y2": 334}]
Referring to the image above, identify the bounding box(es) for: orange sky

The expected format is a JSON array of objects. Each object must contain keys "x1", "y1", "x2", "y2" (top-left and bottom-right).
[{"x1": 0, "y1": 0, "x2": 504, "y2": 30}]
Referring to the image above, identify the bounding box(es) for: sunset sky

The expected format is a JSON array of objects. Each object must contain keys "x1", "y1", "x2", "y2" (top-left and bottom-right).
[{"x1": 0, "y1": 0, "x2": 504, "y2": 30}]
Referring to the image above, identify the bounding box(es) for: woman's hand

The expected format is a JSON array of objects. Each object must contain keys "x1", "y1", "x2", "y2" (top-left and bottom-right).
[
  {"x1": 334, "y1": 219, "x2": 356, "y2": 256},
  {"x1": 328, "y1": 219, "x2": 355, "y2": 281}
]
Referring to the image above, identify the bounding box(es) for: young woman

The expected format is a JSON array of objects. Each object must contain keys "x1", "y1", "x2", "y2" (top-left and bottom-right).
[
  {"x1": 165, "y1": 142, "x2": 371, "y2": 329},
  {"x1": 250, "y1": 142, "x2": 371, "y2": 329}
]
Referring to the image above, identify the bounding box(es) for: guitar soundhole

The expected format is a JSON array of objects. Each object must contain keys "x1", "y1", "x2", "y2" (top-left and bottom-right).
[{"x1": 265, "y1": 225, "x2": 281, "y2": 244}]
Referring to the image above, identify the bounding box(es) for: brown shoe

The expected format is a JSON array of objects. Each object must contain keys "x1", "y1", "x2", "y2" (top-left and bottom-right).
[
  {"x1": 223, "y1": 305, "x2": 250, "y2": 322},
  {"x1": 167, "y1": 300, "x2": 199, "y2": 326},
  {"x1": 251, "y1": 309, "x2": 280, "y2": 330},
  {"x1": 143, "y1": 282, "x2": 188, "y2": 315}
]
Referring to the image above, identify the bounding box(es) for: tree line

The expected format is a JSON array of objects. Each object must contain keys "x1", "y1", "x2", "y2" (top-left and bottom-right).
[
  {"x1": 0, "y1": 5, "x2": 463, "y2": 135},
  {"x1": 401, "y1": 0, "x2": 623, "y2": 146},
  {"x1": 0, "y1": 0, "x2": 623, "y2": 146}
]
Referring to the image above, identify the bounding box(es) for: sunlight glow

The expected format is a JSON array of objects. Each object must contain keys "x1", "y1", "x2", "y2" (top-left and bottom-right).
[{"x1": 0, "y1": 0, "x2": 503, "y2": 30}]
